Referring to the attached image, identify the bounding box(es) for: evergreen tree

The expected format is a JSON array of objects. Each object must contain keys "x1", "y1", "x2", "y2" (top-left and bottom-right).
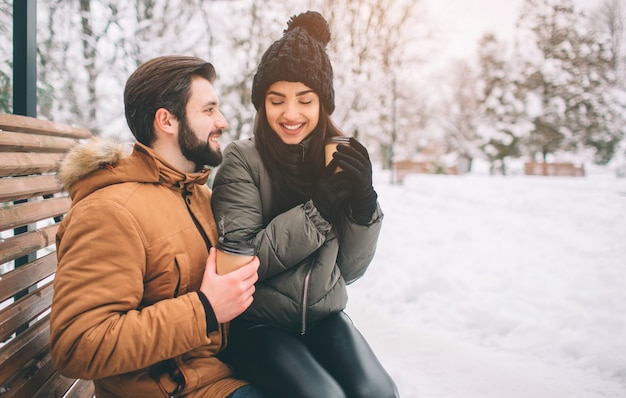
[
  {"x1": 589, "y1": 0, "x2": 626, "y2": 165},
  {"x1": 515, "y1": 0, "x2": 624, "y2": 164},
  {"x1": 476, "y1": 33, "x2": 529, "y2": 175}
]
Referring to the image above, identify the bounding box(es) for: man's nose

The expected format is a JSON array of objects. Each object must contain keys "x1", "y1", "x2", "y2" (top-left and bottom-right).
[{"x1": 217, "y1": 111, "x2": 228, "y2": 129}]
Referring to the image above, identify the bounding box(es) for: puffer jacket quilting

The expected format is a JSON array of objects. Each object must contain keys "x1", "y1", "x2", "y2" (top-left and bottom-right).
[{"x1": 211, "y1": 138, "x2": 383, "y2": 333}]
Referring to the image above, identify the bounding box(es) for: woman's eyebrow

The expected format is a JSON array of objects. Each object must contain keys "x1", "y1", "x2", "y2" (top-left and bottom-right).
[
  {"x1": 296, "y1": 90, "x2": 315, "y2": 96},
  {"x1": 266, "y1": 90, "x2": 285, "y2": 97},
  {"x1": 266, "y1": 90, "x2": 315, "y2": 97}
]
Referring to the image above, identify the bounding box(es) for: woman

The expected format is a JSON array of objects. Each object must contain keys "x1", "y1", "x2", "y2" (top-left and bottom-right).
[{"x1": 211, "y1": 11, "x2": 398, "y2": 398}]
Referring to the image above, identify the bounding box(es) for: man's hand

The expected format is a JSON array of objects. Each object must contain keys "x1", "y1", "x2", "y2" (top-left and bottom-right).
[{"x1": 200, "y1": 247, "x2": 259, "y2": 323}]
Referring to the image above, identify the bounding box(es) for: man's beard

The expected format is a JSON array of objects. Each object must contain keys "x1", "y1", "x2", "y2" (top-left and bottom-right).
[{"x1": 178, "y1": 116, "x2": 222, "y2": 169}]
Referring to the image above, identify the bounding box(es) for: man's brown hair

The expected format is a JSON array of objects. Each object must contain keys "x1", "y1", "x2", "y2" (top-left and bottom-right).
[{"x1": 124, "y1": 56, "x2": 216, "y2": 146}]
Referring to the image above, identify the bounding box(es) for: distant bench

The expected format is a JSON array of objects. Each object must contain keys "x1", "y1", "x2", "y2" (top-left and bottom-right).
[
  {"x1": 524, "y1": 162, "x2": 585, "y2": 177},
  {"x1": 393, "y1": 160, "x2": 458, "y2": 183},
  {"x1": 0, "y1": 113, "x2": 95, "y2": 397}
]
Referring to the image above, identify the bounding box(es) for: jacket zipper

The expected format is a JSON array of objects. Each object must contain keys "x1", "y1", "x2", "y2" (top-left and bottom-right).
[
  {"x1": 183, "y1": 188, "x2": 228, "y2": 349},
  {"x1": 300, "y1": 142, "x2": 306, "y2": 162},
  {"x1": 298, "y1": 138, "x2": 314, "y2": 333},
  {"x1": 300, "y1": 263, "x2": 313, "y2": 335}
]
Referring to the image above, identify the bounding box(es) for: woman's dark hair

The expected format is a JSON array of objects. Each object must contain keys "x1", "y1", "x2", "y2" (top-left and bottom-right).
[
  {"x1": 124, "y1": 56, "x2": 216, "y2": 146},
  {"x1": 254, "y1": 102, "x2": 343, "y2": 218}
]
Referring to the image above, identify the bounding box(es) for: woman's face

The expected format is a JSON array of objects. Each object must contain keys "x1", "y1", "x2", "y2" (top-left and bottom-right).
[{"x1": 265, "y1": 81, "x2": 320, "y2": 145}]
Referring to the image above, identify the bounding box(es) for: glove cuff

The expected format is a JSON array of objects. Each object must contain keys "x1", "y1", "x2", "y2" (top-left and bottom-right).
[{"x1": 351, "y1": 188, "x2": 378, "y2": 225}]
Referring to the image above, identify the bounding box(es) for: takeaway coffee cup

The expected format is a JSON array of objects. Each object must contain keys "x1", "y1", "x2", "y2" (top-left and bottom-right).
[
  {"x1": 215, "y1": 238, "x2": 256, "y2": 275},
  {"x1": 325, "y1": 136, "x2": 351, "y2": 170}
]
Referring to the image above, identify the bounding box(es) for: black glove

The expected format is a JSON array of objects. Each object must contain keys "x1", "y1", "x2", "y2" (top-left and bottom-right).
[
  {"x1": 312, "y1": 158, "x2": 354, "y2": 223},
  {"x1": 333, "y1": 137, "x2": 378, "y2": 225}
]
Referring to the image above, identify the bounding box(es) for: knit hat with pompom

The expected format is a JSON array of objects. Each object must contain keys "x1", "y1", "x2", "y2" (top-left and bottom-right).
[{"x1": 251, "y1": 11, "x2": 335, "y2": 114}]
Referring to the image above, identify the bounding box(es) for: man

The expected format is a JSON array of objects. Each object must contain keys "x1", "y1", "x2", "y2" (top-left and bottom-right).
[{"x1": 50, "y1": 56, "x2": 263, "y2": 398}]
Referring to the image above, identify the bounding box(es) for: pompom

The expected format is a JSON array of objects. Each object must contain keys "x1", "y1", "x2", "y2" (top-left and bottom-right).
[{"x1": 285, "y1": 11, "x2": 331, "y2": 45}]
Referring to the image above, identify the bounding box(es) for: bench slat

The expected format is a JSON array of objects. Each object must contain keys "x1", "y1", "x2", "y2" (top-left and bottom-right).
[
  {"x1": 0, "y1": 351, "x2": 55, "y2": 398},
  {"x1": 0, "y1": 252, "x2": 57, "y2": 302},
  {"x1": 0, "y1": 315, "x2": 50, "y2": 386},
  {"x1": 61, "y1": 378, "x2": 97, "y2": 398},
  {"x1": 0, "y1": 224, "x2": 59, "y2": 264},
  {"x1": 0, "y1": 113, "x2": 91, "y2": 139},
  {"x1": 2, "y1": 351, "x2": 97, "y2": 398},
  {"x1": 0, "y1": 175, "x2": 64, "y2": 203},
  {"x1": 0, "y1": 152, "x2": 64, "y2": 177},
  {"x1": 0, "y1": 112, "x2": 94, "y2": 398},
  {"x1": 34, "y1": 374, "x2": 95, "y2": 398},
  {"x1": 0, "y1": 196, "x2": 70, "y2": 231},
  {"x1": 0, "y1": 130, "x2": 80, "y2": 153},
  {"x1": 0, "y1": 282, "x2": 53, "y2": 342}
]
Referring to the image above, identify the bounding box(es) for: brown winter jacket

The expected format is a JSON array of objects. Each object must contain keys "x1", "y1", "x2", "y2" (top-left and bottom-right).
[{"x1": 50, "y1": 139, "x2": 246, "y2": 398}]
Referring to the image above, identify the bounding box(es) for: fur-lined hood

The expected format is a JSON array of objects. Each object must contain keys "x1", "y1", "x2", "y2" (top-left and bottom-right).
[
  {"x1": 58, "y1": 138, "x2": 211, "y2": 203},
  {"x1": 58, "y1": 137, "x2": 133, "y2": 192}
]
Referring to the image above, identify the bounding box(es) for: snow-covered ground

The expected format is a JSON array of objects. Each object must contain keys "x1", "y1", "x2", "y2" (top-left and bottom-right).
[{"x1": 347, "y1": 169, "x2": 626, "y2": 397}]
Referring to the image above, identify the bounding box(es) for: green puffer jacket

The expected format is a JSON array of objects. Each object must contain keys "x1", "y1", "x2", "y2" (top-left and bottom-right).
[{"x1": 211, "y1": 138, "x2": 383, "y2": 334}]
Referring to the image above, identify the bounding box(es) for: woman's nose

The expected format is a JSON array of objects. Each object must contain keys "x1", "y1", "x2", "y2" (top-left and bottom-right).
[{"x1": 283, "y1": 102, "x2": 299, "y2": 120}]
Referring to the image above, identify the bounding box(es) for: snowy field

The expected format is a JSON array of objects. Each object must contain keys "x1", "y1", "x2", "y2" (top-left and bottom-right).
[{"x1": 346, "y1": 169, "x2": 626, "y2": 397}]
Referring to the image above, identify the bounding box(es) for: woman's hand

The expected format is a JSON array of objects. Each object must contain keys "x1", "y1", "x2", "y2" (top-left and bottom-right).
[
  {"x1": 312, "y1": 158, "x2": 354, "y2": 223},
  {"x1": 333, "y1": 138, "x2": 378, "y2": 225}
]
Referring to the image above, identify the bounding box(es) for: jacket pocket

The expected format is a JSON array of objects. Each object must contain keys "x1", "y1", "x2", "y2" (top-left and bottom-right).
[{"x1": 174, "y1": 253, "x2": 192, "y2": 296}]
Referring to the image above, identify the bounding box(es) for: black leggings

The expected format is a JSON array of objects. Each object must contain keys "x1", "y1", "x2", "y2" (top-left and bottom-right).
[{"x1": 219, "y1": 312, "x2": 399, "y2": 398}]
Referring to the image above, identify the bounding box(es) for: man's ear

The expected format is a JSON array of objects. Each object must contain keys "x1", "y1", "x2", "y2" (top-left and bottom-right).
[{"x1": 154, "y1": 108, "x2": 178, "y2": 138}]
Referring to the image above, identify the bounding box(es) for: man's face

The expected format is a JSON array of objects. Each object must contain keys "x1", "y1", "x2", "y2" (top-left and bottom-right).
[{"x1": 178, "y1": 77, "x2": 228, "y2": 168}]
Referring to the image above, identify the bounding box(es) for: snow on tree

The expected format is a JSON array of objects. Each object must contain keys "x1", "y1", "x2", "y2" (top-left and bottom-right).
[
  {"x1": 3, "y1": 0, "x2": 435, "y2": 166},
  {"x1": 30, "y1": 0, "x2": 218, "y2": 137},
  {"x1": 208, "y1": 0, "x2": 305, "y2": 142},
  {"x1": 475, "y1": 33, "x2": 531, "y2": 175},
  {"x1": 590, "y1": 0, "x2": 625, "y2": 75},
  {"x1": 437, "y1": 59, "x2": 483, "y2": 174},
  {"x1": 310, "y1": 0, "x2": 433, "y2": 167},
  {"x1": 515, "y1": 0, "x2": 625, "y2": 164},
  {"x1": 5, "y1": 0, "x2": 621, "y2": 168}
]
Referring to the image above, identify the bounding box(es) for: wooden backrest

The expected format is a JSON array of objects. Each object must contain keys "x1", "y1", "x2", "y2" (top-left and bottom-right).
[{"x1": 0, "y1": 113, "x2": 95, "y2": 398}]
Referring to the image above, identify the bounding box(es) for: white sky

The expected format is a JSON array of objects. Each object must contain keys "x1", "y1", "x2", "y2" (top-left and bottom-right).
[{"x1": 424, "y1": 0, "x2": 605, "y2": 59}]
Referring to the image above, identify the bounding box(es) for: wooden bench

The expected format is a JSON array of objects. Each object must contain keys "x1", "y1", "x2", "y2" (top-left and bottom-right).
[
  {"x1": 393, "y1": 160, "x2": 458, "y2": 183},
  {"x1": 524, "y1": 161, "x2": 585, "y2": 177},
  {"x1": 0, "y1": 113, "x2": 95, "y2": 397}
]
